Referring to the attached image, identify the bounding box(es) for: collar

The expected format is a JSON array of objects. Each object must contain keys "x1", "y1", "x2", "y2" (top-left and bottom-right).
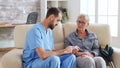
[{"x1": 75, "y1": 29, "x2": 90, "y2": 36}]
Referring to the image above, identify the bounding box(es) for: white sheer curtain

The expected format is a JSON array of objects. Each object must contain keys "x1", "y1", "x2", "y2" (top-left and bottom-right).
[{"x1": 80, "y1": 0, "x2": 118, "y2": 37}]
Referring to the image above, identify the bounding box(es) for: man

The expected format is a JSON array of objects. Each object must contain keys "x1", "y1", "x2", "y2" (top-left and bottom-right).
[
  {"x1": 65, "y1": 14, "x2": 106, "y2": 68},
  {"x1": 22, "y1": 7, "x2": 77, "y2": 68}
]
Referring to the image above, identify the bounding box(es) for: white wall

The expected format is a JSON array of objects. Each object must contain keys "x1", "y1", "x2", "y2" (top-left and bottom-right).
[
  {"x1": 40, "y1": 0, "x2": 47, "y2": 21},
  {"x1": 67, "y1": 0, "x2": 80, "y2": 22},
  {"x1": 111, "y1": 0, "x2": 120, "y2": 48}
]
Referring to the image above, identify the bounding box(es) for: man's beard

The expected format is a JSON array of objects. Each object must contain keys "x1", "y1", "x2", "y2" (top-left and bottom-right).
[{"x1": 48, "y1": 23, "x2": 55, "y2": 30}]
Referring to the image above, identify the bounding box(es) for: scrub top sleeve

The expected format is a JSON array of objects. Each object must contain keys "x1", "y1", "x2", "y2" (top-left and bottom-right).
[{"x1": 30, "y1": 28, "x2": 43, "y2": 49}]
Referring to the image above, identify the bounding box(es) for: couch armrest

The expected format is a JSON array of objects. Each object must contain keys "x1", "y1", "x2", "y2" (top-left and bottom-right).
[
  {"x1": 112, "y1": 47, "x2": 120, "y2": 68},
  {"x1": 1, "y1": 49, "x2": 23, "y2": 68}
]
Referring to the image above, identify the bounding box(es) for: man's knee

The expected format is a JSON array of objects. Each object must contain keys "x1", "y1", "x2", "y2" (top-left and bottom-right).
[
  {"x1": 68, "y1": 54, "x2": 76, "y2": 61},
  {"x1": 49, "y1": 56, "x2": 60, "y2": 63}
]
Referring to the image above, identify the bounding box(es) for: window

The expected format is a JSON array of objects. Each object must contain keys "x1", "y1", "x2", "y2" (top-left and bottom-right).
[{"x1": 80, "y1": 0, "x2": 118, "y2": 37}]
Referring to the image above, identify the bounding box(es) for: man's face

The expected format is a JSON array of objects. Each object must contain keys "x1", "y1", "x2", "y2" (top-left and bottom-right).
[{"x1": 48, "y1": 13, "x2": 62, "y2": 30}]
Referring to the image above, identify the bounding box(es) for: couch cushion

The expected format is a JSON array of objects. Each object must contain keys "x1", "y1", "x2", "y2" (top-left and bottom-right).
[
  {"x1": 14, "y1": 24, "x2": 34, "y2": 48},
  {"x1": 1, "y1": 49, "x2": 23, "y2": 68},
  {"x1": 52, "y1": 23, "x2": 64, "y2": 50},
  {"x1": 63, "y1": 23, "x2": 111, "y2": 47},
  {"x1": 14, "y1": 23, "x2": 64, "y2": 50},
  {"x1": 87, "y1": 24, "x2": 111, "y2": 47}
]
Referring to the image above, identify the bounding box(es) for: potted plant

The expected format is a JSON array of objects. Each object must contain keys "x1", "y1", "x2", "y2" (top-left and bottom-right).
[{"x1": 59, "y1": 7, "x2": 69, "y2": 23}]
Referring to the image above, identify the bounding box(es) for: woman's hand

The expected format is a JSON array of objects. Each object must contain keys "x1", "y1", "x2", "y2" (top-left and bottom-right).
[
  {"x1": 72, "y1": 46, "x2": 80, "y2": 54},
  {"x1": 75, "y1": 52, "x2": 94, "y2": 57},
  {"x1": 82, "y1": 52, "x2": 94, "y2": 57}
]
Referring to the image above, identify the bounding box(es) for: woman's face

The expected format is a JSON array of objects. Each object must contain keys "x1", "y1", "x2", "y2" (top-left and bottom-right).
[{"x1": 77, "y1": 17, "x2": 88, "y2": 31}]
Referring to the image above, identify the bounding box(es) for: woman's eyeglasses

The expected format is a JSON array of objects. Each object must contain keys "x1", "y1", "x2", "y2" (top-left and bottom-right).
[{"x1": 76, "y1": 20, "x2": 86, "y2": 25}]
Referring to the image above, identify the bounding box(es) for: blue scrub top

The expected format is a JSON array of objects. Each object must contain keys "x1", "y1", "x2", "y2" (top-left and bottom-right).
[{"x1": 22, "y1": 23, "x2": 54, "y2": 67}]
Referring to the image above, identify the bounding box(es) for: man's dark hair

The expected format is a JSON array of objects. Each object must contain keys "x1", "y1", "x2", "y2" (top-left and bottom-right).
[{"x1": 46, "y1": 7, "x2": 61, "y2": 18}]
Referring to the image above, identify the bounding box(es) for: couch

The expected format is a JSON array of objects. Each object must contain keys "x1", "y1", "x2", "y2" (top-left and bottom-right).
[{"x1": 1, "y1": 23, "x2": 120, "y2": 68}]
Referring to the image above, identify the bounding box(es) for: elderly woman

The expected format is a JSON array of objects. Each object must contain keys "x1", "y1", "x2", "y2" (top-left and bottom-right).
[{"x1": 65, "y1": 14, "x2": 106, "y2": 68}]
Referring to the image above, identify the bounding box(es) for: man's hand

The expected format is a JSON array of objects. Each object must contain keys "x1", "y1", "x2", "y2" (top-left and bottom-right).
[{"x1": 64, "y1": 46, "x2": 74, "y2": 54}]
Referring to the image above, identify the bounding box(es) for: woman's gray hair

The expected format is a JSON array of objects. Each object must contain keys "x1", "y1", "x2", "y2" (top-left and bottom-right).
[{"x1": 77, "y1": 14, "x2": 89, "y2": 23}]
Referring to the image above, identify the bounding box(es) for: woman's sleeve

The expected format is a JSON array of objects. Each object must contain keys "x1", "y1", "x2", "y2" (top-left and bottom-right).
[
  {"x1": 90, "y1": 34, "x2": 100, "y2": 56},
  {"x1": 64, "y1": 37, "x2": 72, "y2": 48}
]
